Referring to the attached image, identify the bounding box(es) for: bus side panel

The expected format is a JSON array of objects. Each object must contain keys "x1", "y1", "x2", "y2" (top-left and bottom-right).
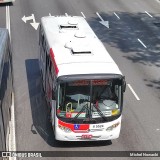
[
  {"x1": 45, "y1": 55, "x2": 54, "y2": 107},
  {"x1": 39, "y1": 29, "x2": 47, "y2": 92},
  {"x1": 39, "y1": 28, "x2": 54, "y2": 107},
  {"x1": 40, "y1": 49, "x2": 47, "y2": 91}
]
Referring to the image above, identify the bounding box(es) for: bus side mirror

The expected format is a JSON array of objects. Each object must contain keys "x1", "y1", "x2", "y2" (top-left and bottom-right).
[{"x1": 123, "y1": 78, "x2": 126, "y2": 92}]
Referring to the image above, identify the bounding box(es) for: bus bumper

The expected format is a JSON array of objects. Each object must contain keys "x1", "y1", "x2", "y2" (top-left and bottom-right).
[{"x1": 55, "y1": 117, "x2": 121, "y2": 141}]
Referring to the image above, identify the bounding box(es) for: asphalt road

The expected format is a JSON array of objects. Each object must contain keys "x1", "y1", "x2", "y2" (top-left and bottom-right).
[{"x1": 1, "y1": 0, "x2": 160, "y2": 159}]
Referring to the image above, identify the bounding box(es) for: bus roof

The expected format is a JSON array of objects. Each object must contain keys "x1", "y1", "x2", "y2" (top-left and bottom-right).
[{"x1": 41, "y1": 16, "x2": 123, "y2": 77}]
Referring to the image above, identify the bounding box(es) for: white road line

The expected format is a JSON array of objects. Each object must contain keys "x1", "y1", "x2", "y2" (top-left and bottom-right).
[
  {"x1": 6, "y1": 5, "x2": 16, "y2": 159},
  {"x1": 49, "y1": 13, "x2": 51, "y2": 16},
  {"x1": 81, "y1": 12, "x2": 86, "y2": 18},
  {"x1": 65, "y1": 13, "x2": 68, "y2": 16},
  {"x1": 96, "y1": 12, "x2": 104, "y2": 21},
  {"x1": 8, "y1": 6, "x2": 10, "y2": 34},
  {"x1": 96, "y1": 12, "x2": 109, "y2": 28},
  {"x1": 127, "y1": 84, "x2": 140, "y2": 101},
  {"x1": 9, "y1": 93, "x2": 17, "y2": 160},
  {"x1": 138, "y1": 38, "x2": 147, "y2": 48},
  {"x1": 6, "y1": 5, "x2": 9, "y2": 30},
  {"x1": 6, "y1": 5, "x2": 11, "y2": 38},
  {"x1": 145, "y1": 11, "x2": 153, "y2": 18},
  {"x1": 114, "y1": 12, "x2": 120, "y2": 19}
]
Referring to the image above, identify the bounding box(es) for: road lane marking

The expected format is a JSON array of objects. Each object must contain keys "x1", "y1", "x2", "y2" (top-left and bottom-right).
[
  {"x1": 22, "y1": 14, "x2": 34, "y2": 23},
  {"x1": 96, "y1": 12, "x2": 104, "y2": 21},
  {"x1": 22, "y1": 14, "x2": 39, "y2": 30},
  {"x1": 96, "y1": 12, "x2": 109, "y2": 28},
  {"x1": 6, "y1": 6, "x2": 9, "y2": 30},
  {"x1": 65, "y1": 13, "x2": 68, "y2": 16},
  {"x1": 6, "y1": 5, "x2": 8, "y2": 29},
  {"x1": 6, "y1": 5, "x2": 11, "y2": 38},
  {"x1": 138, "y1": 38, "x2": 147, "y2": 48},
  {"x1": 49, "y1": 13, "x2": 51, "y2": 16},
  {"x1": 145, "y1": 11, "x2": 153, "y2": 18},
  {"x1": 9, "y1": 93, "x2": 17, "y2": 160},
  {"x1": 6, "y1": 6, "x2": 17, "y2": 159},
  {"x1": 81, "y1": 12, "x2": 86, "y2": 18},
  {"x1": 114, "y1": 12, "x2": 120, "y2": 19},
  {"x1": 127, "y1": 84, "x2": 140, "y2": 101}
]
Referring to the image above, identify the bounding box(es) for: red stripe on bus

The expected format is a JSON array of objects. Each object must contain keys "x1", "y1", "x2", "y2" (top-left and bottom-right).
[
  {"x1": 50, "y1": 48, "x2": 59, "y2": 75},
  {"x1": 58, "y1": 119, "x2": 89, "y2": 132}
]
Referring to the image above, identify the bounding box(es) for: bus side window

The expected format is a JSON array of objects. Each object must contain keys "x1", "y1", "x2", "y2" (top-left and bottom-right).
[
  {"x1": 114, "y1": 85, "x2": 119, "y2": 97},
  {"x1": 42, "y1": 34, "x2": 45, "y2": 47},
  {"x1": 39, "y1": 25, "x2": 42, "y2": 45},
  {"x1": 47, "y1": 55, "x2": 50, "y2": 67},
  {"x1": 41, "y1": 34, "x2": 47, "y2": 55},
  {"x1": 112, "y1": 85, "x2": 118, "y2": 102},
  {"x1": 114, "y1": 84, "x2": 121, "y2": 105},
  {"x1": 40, "y1": 34, "x2": 47, "y2": 53},
  {"x1": 49, "y1": 59, "x2": 52, "y2": 73}
]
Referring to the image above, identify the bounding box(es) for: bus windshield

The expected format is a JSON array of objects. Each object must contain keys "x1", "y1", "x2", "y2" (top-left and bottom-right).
[{"x1": 57, "y1": 79, "x2": 122, "y2": 120}]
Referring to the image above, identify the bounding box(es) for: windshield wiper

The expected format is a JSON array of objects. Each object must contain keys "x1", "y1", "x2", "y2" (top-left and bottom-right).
[
  {"x1": 71, "y1": 103, "x2": 89, "y2": 121},
  {"x1": 92, "y1": 104, "x2": 109, "y2": 122},
  {"x1": 71, "y1": 103, "x2": 97, "y2": 123},
  {"x1": 71, "y1": 103, "x2": 109, "y2": 123}
]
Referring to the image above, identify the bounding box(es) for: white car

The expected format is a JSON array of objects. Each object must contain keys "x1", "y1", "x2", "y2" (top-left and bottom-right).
[{"x1": 0, "y1": 0, "x2": 15, "y2": 3}]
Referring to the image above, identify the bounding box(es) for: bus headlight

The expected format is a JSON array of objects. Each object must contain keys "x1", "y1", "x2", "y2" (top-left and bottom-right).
[
  {"x1": 112, "y1": 109, "x2": 120, "y2": 116},
  {"x1": 106, "y1": 122, "x2": 120, "y2": 132},
  {"x1": 58, "y1": 124, "x2": 72, "y2": 133}
]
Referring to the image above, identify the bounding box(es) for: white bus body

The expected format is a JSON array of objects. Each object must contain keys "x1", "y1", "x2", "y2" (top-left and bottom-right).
[{"x1": 39, "y1": 16, "x2": 126, "y2": 141}]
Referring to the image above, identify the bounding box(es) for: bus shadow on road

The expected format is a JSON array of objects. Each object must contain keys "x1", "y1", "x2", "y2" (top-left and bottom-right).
[
  {"x1": 54, "y1": 140, "x2": 112, "y2": 148},
  {"x1": 25, "y1": 59, "x2": 55, "y2": 147}
]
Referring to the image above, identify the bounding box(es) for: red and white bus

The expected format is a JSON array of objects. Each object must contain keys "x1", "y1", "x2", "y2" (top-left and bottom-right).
[{"x1": 39, "y1": 16, "x2": 126, "y2": 141}]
